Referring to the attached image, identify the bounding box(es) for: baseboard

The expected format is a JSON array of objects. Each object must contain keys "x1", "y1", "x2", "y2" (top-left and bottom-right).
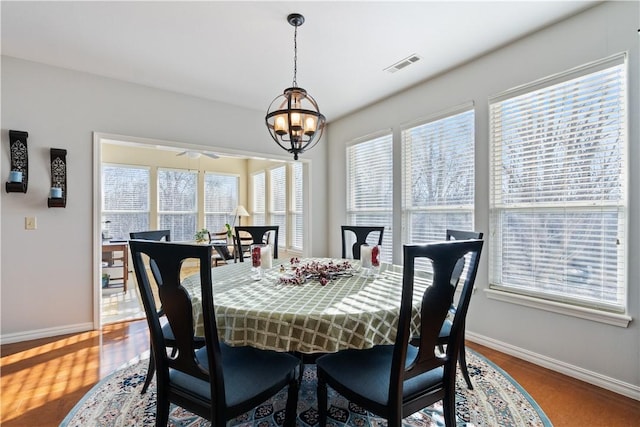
[
  {"x1": 466, "y1": 331, "x2": 640, "y2": 401},
  {"x1": 0, "y1": 322, "x2": 95, "y2": 345}
]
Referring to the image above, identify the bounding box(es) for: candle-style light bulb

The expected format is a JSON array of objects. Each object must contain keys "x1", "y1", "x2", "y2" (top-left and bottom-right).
[
  {"x1": 274, "y1": 115, "x2": 287, "y2": 135},
  {"x1": 290, "y1": 112, "x2": 302, "y2": 129},
  {"x1": 304, "y1": 116, "x2": 317, "y2": 135}
]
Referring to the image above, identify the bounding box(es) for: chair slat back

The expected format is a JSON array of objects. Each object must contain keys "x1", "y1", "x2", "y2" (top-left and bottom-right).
[
  {"x1": 234, "y1": 226, "x2": 279, "y2": 260},
  {"x1": 341, "y1": 225, "x2": 385, "y2": 259},
  {"x1": 446, "y1": 229, "x2": 483, "y2": 288},
  {"x1": 129, "y1": 229, "x2": 171, "y2": 242},
  {"x1": 129, "y1": 241, "x2": 221, "y2": 387},
  {"x1": 393, "y1": 240, "x2": 483, "y2": 398}
]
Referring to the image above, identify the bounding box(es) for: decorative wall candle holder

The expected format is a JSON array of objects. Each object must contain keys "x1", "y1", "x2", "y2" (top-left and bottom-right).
[
  {"x1": 9, "y1": 170, "x2": 22, "y2": 182},
  {"x1": 48, "y1": 148, "x2": 67, "y2": 208},
  {"x1": 5, "y1": 130, "x2": 29, "y2": 193}
]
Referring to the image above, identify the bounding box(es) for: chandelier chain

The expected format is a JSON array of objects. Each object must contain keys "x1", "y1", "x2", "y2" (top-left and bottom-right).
[{"x1": 292, "y1": 24, "x2": 298, "y2": 87}]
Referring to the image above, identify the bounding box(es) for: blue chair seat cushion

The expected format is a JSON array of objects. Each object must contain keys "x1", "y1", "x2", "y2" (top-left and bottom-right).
[
  {"x1": 170, "y1": 343, "x2": 300, "y2": 408},
  {"x1": 317, "y1": 345, "x2": 444, "y2": 408}
]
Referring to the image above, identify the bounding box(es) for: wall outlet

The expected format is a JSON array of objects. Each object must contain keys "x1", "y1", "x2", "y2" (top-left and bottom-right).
[{"x1": 25, "y1": 216, "x2": 37, "y2": 230}]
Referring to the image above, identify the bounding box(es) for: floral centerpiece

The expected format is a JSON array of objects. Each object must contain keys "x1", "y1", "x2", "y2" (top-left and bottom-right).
[{"x1": 279, "y1": 258, "x2": 353, "y2": 286}]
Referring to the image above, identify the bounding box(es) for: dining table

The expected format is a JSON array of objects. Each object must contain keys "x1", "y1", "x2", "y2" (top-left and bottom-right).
[{"x1": 181, "y1": 258, "x2": 431, "y2": 354}]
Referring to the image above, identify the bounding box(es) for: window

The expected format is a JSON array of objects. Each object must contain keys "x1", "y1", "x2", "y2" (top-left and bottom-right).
[
  {"x1": 269, "y1": 165, "x2": 287, "y2": 248},
  {"x1": 402, "y1": 107, "x2": 475, "y2": 243},
  {"x1": 489, "y1": 55, "x2": 627, "y2": 313},
  {"x1": 290, "y1": 162, "x2": 304, "y2": 251},
  {"x1": 102, "y1": 165, "x2": 150, "y2": 240},
  {"x1": 346, "y1": 133, "x2": 393, "y2": 262},
  {"x1": 204, "y1": 173, "x2": 238, "y2": 232},
  {"x1": 158, "y1": 169, "x2": 198, "y2": 242},
  {"x1": 252, "y1": 172, "x2": 266, "y2": 226}
]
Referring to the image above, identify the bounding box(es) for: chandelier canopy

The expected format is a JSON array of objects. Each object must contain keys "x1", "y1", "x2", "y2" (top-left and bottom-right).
[{"x1": 265, "y1": 13, "x2": 326, "y2": 160}]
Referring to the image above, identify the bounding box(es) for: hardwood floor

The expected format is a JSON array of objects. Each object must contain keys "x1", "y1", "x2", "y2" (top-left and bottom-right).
[{"x1": 1, "y1": 321, "x2": 638, "y2": 426}]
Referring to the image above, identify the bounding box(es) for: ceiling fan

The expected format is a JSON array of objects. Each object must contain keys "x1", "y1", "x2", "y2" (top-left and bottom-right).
[{"x1": 176, "y1": 150, "x2": 219, "y2": 159}]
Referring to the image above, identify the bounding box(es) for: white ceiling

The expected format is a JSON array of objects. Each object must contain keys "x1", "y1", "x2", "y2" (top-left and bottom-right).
[{"x1": 1, "y1": 1, "x2": 599, "y2": 122}]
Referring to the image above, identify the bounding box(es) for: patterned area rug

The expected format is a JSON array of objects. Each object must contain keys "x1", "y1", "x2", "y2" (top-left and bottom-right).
[{"x1": 60, "y1": 349, "x2": 551, "y2": 427}]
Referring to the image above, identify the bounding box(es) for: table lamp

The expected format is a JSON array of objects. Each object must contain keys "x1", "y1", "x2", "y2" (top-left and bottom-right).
[{"x1": 231, "y1": 205, "x2": 250, "y2": 226}]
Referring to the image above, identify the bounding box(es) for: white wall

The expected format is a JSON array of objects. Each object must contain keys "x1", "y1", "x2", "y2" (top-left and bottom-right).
[
  {"x1": 0, "y1": 57, "x2": 328, "y2": 341},
  {"x1": 328, "y1": 2, "x2": 639, "y2": 397}
]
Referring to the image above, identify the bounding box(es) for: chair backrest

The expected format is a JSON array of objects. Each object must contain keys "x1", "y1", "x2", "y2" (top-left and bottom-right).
[
  {"x1": 341, "y1": 225, "x2": 384, "y2": 259},
  {"x1": 212, "y1": 243, "x2": 234, "y2": 261},
  {"x1": 392, "y1": 239, "x2": 483, "y2": 409},
  {"x1": 445, "y1": 229, "x2": 483, "y2": 241},
  {"x1": 208, "y1": 230, "x2": 228, "y2": 244},
  {"x1": 129, "y1": 240, "x2": 225, "y2": 416},
  {"x1": 129, "y1": 229, "x2": 171, "y2": 242},
  {"x1": 445, "y1": 229, "x2": 483, "y2": 286},
  {"x1": 128, "y1": 230, "x2": 172, "y2": 306},
  {"x1": 234, "y1": 226, "x2": 279, "y2": 261}
]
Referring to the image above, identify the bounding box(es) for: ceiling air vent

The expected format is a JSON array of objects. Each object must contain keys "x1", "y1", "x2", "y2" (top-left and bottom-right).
[{"x1": 384, "y1": 54, "x2": 422, "y2": 73}]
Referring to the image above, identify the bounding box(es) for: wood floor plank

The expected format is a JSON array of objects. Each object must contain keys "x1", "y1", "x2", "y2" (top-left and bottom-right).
[{"x1": 465, "y1": 342, "x2": 640, "y2": 427}]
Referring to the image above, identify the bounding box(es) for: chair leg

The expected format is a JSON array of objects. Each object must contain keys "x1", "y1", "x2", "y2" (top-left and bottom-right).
[
  {"x1": 459, "y1": 341, "x2": 473, "y2": 390},
  {"x1": 143, "y1": 345, "x2": 177, "y2": 395},
  {"x1": 156, "y1": 387, "x2": 170, "y2": 427},
  {"x1": 284, "y1": 377, "x2": 299, "y2": 427},
  {"x1": 442, "y1": 386, "x2": 457, "y2": 427},
  {"x1": 141, "y1": 353, "x2": 155, "y2": 394},
  {"x1": 317, "y1": 374, "x2": 328, "y2": 427},
  {"x1": 388, "y1": 409, "x2": 402, "y2": 427}
]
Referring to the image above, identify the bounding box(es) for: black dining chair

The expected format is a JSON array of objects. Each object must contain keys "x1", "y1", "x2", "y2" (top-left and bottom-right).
[
  {"x1": 129, "y1": 230, "x2": 200, "y2": 395},
  {"x1": 129, "y1": 230, "x2": 171, "y2": 242},
  {"x1": 316, "y1": 239, "x2": 484, "y2": 427},
  {"x1": 234, "y1": 225, "x2": 279, "y2": 261},
  {"x1": 441, "y1": 229, "x2": 484, "y2": 389},
  {"x1": 129, "y1": 240, "x2": 301, "y2": 427},
  {"x1": 341, "y1": 225, "x2": 384, "y2": 259},
  {"x1": 208, "y1": 230, "x2": 235, "y2": 266}
]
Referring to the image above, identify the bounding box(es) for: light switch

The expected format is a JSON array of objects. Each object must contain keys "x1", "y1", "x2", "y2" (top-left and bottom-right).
[{"x1": 25, "y1": 216, "x2": 37, "y2": 230}]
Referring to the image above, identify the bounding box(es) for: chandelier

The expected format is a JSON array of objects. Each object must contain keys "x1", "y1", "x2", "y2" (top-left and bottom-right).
[{"x1": 265, "y1": 13, "x2": 326, "y2": 160}]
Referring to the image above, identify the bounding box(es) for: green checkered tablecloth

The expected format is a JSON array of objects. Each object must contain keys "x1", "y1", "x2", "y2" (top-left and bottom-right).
[{"x1": 181, "y1": 258, "x2": 430, "y2": 354}]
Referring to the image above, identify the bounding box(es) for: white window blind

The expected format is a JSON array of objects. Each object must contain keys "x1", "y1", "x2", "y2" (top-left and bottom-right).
[
  {"x1": 290, "y1": 162, "x2": 304, "y2": 251},
  {"x1": 402, "y1": 107, "x2": 475, "y2": 244},
  {"x1": 252, "y1": 172, "x2": 266, "y2": 226},
  {"x1": 102, "y1": 164, "x2": 150, "y2": 240},
  {"x1": 489, "y1": 54, "x2": 627, "y2": 312},
  {"x1": 158, "y1": 168, "x2": 198, "y2": 242},
  {"x1": 346, "y1": 133, "x2": 393, "y2": 263},
  {"x1": 204, "y1": 173, "x2": 238, "y2": 232},
  {"x1": 270, "y1": 165, "x2": 287, "y2": 248}
]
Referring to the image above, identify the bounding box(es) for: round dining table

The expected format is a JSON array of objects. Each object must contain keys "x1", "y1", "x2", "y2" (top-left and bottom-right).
[{"x1": 181, "y1": 258, "x2": 431, "y2": 354}]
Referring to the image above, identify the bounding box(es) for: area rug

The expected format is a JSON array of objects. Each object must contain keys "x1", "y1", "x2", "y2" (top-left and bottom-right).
[{"x1": 60, "y1": 349, "x2": 551, "y2": 427}]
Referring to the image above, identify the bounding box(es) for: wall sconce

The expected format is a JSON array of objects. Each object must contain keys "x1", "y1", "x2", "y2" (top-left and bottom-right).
[
  {"x1": 5, "y1": 130, "x2": 29, "y2": 193},
  {"x1": 48, "y1": 148, "x2": 67, "y2": 208}
]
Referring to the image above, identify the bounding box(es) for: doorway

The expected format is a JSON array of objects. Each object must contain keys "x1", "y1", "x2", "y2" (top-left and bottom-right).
[{"x1": 93, "y1": 132, "x2": 309, "y2": 327}]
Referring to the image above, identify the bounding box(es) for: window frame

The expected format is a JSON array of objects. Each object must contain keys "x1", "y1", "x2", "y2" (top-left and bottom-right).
[
  {"x1": 269, "y1": 165, "x2": 287, "y2": 249},
  {"x1": 346, "y1": 131, "x2": 394, "y2": 263},
  {"x1": 204, "y1": 172, "x2": 239, "y2": 232},
  {"x1": 101, "y1": 163, "x2": 150, "y2": 241},
  {"x1": 487, "y1": 54, "x2": 630, "y2": 327},
  {"x1": 289, "y1": 162, "x2": 304, "y2": 252},
  {"x1": 401, "y1": 103, "x2": 476, "y2": 244},
  {"x1": 157, "y1": 167, "x2": 198, "y2": 242},
  {"x1": 251, "y1": 171, "x2": 266, "y2": 226}
]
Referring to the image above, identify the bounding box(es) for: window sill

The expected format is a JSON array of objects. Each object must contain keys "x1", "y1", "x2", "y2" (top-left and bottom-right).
[{"x1": 484, "y1": 288, "x2": 632, "y2": 328}]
